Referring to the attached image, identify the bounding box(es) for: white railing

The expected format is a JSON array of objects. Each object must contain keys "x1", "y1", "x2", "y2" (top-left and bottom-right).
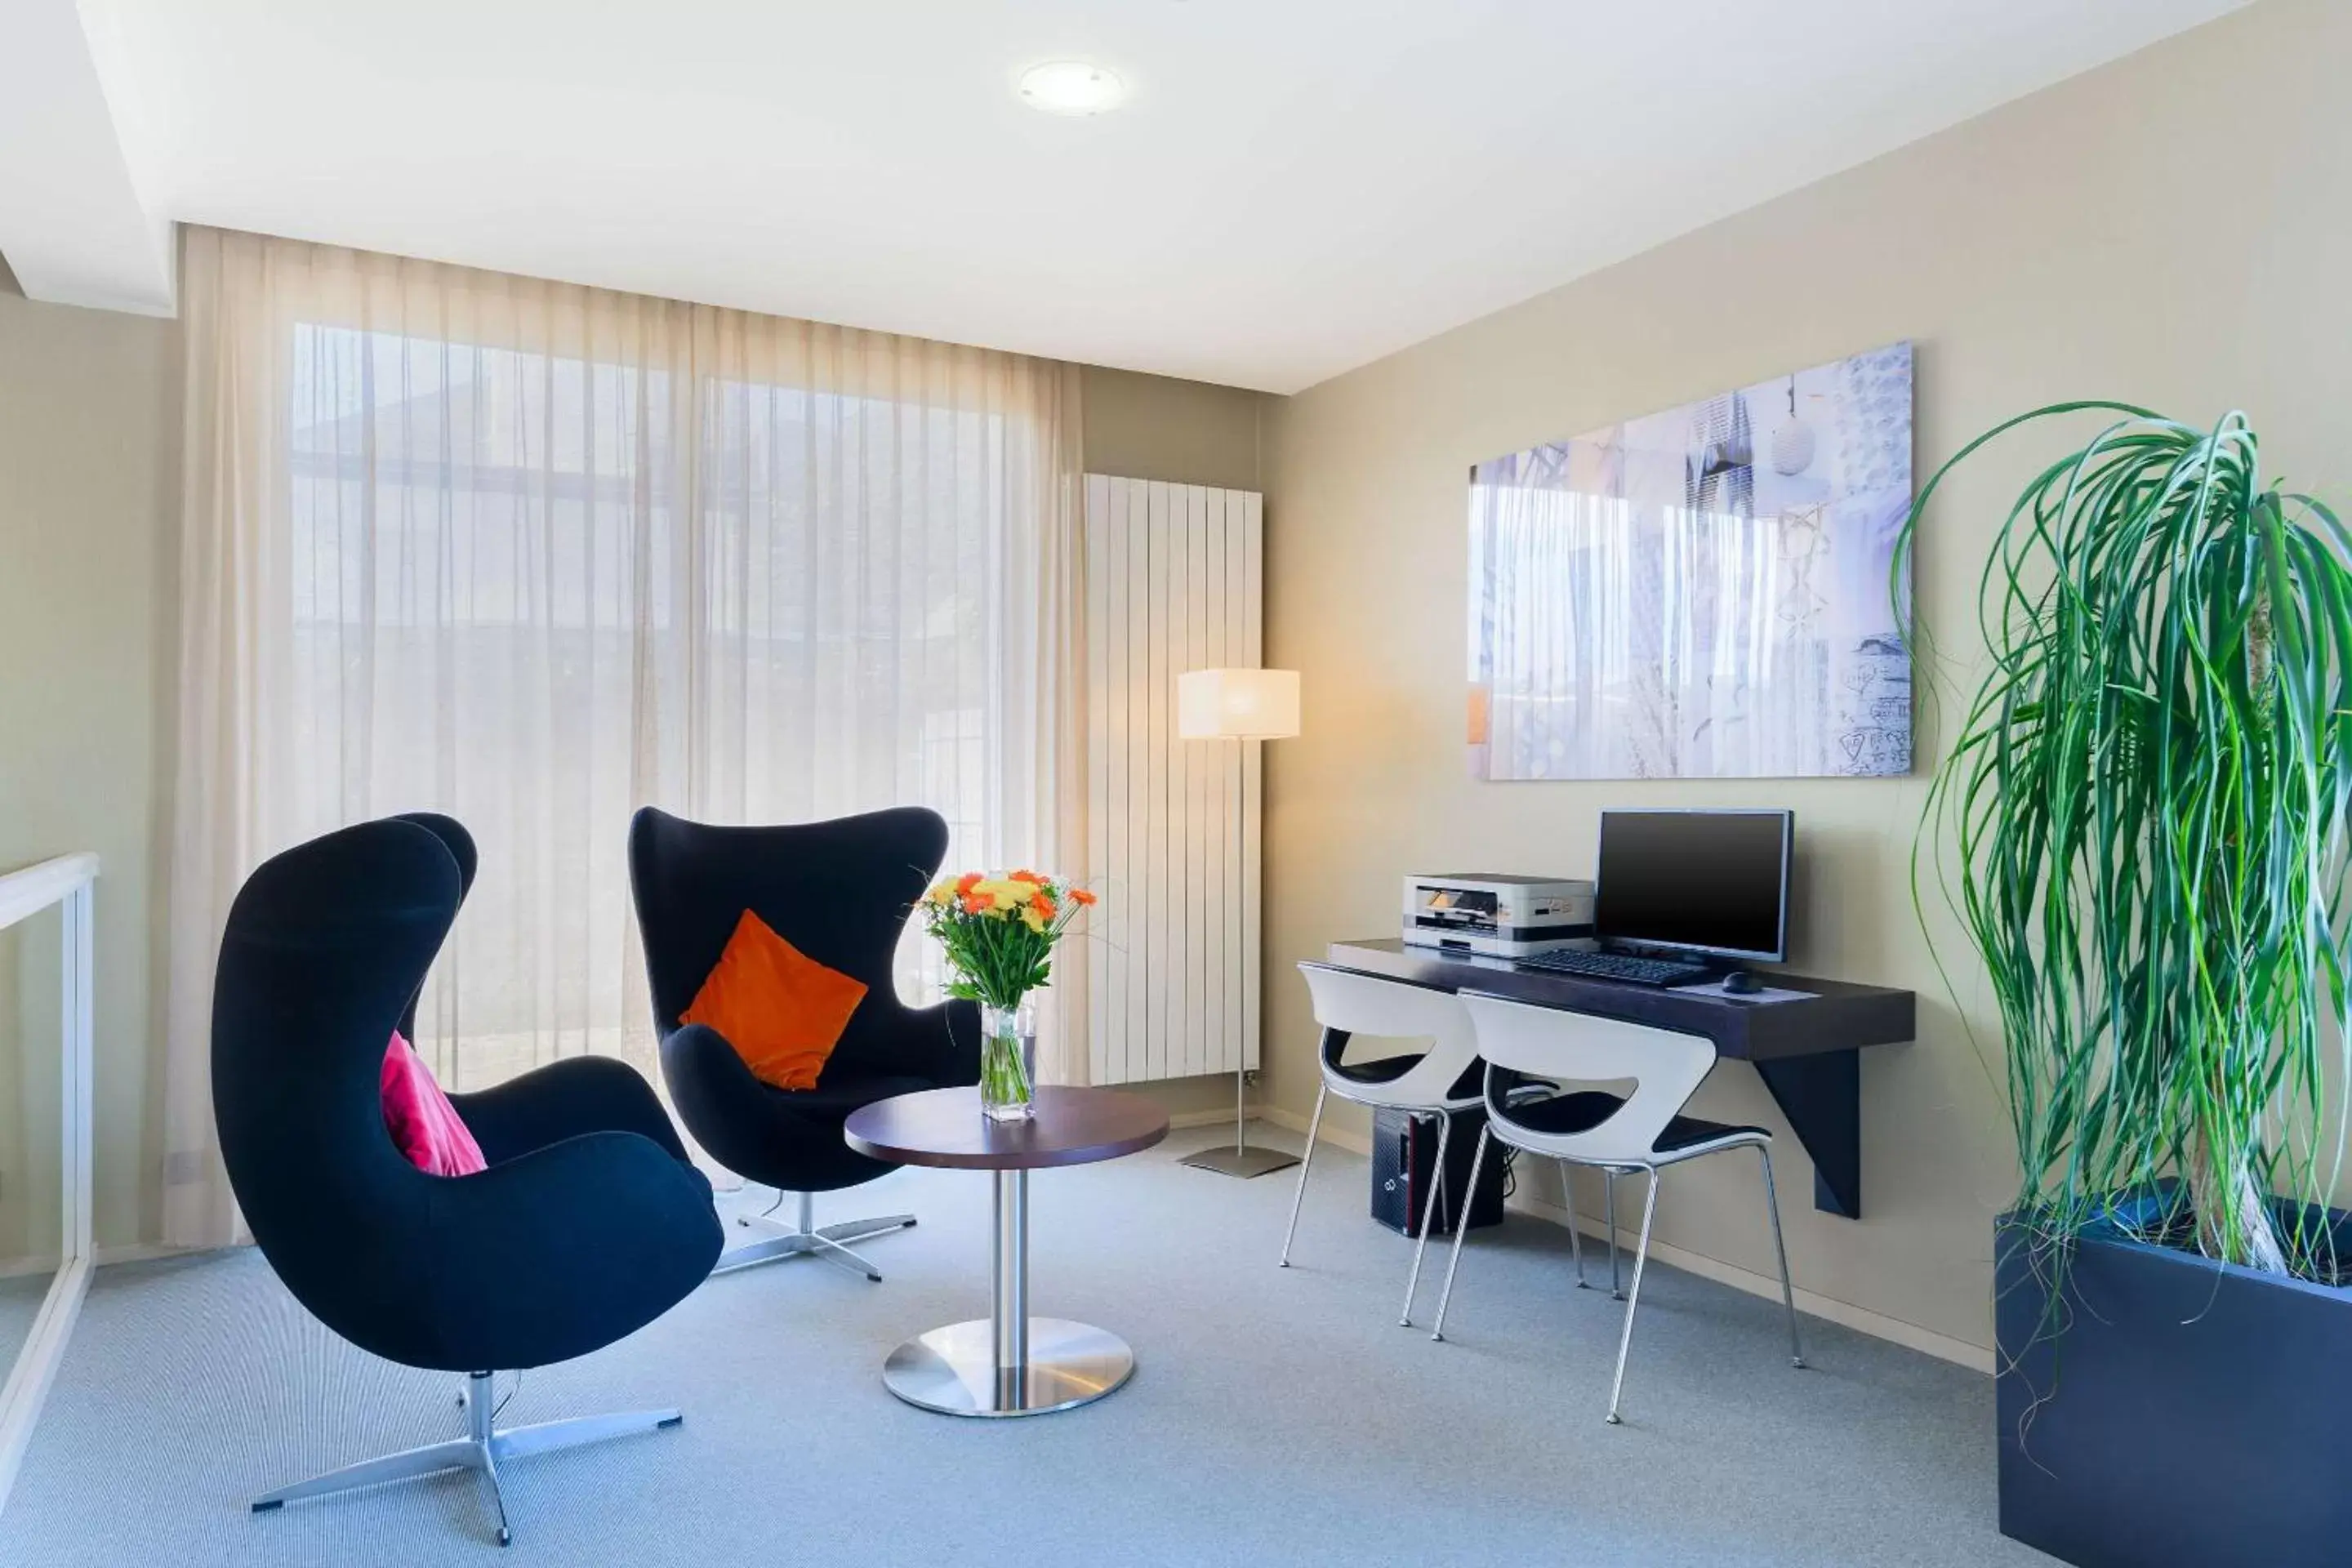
[{"x1": 0, "y1": 853, "x2": 96, "y2": 1515}]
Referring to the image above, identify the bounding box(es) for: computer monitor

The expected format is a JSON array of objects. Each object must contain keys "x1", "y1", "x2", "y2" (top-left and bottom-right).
[{"x1": 1593, "y1": 808, "x2": 1793, "y2": 964}]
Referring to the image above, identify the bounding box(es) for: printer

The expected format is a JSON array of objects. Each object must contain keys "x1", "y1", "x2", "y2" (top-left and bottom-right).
[{"x1": 1401, "y1": 873, "x2": 1594, "y2": 959}]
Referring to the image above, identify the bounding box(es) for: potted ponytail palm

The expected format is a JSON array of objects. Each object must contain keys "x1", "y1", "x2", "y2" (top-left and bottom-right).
[
  {"x1": 921, "y1": 871, "x2": 1095, "y2": 1121},
  {"x1": 1902, "y1": 406, "x2": 2352, "y2": 1568}
]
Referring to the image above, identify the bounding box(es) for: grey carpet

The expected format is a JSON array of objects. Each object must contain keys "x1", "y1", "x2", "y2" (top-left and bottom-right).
[{"x1": 1, "y1": 1129, "x2": 2049, "y2": 1566}]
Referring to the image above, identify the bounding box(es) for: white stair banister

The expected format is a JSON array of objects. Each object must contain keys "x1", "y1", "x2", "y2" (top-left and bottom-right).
[{"x1": 0, "y1": 853, "x2": 98, "y2": 1518}]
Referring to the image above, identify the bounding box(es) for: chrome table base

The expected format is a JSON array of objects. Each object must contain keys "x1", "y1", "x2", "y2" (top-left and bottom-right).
[
  {"x1": 883, "y1": 1168, "x2": 1134, "y2": 1418},
  {"x1": 713, "y1": 1189, "x2": 915, "y2": 1281},
  {"x1": 883, "y1": 1316, "x2": 1134, "y2": 1417},
  {"x1": 252, "y1": 1370, "x2": 679, "y2": 1547}
]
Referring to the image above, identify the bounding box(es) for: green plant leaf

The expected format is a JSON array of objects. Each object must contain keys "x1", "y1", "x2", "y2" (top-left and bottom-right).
[{"x1": 1904, "y1": 405, "x2": 2352, "y2": 1284}]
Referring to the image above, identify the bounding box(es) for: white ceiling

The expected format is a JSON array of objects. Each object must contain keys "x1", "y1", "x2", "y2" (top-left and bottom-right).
[{"x1": 9, "y1": 0, "x2": 2247, "y2": 393}]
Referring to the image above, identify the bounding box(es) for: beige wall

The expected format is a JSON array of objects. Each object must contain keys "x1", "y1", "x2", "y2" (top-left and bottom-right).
[
  {"x1": 1081, "y1": 364, "x2": 1262, "y2": 494},
  {"x1": 1257, "y1": 0, "x2": 2352, "y2": 1357},
  {"x1": 0, "y1": 260, "x2": 179, "y2": 1253}
]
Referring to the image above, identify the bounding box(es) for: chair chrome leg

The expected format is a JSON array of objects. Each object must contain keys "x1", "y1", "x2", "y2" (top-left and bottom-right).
[
  {"x1": 711, "y1": 1190, "x2": 912, "y2": 1281},
  {"x1": 252, "y1": 1371, "x2": 683, "y2": 1547},
  {"x1": 817, "y1": 1214, "x2": 918, "y2": 1245},
  {"x1": 708, "y1": 1233, "x2": 817, "y2": 1275},
  {"x1": 1398, "y1": 1111, "x2": 1452, "y2": 1325},
  {"x1": 1606, "y1": 1170, "x2": 1662, "y2": 1425},
  {"x1": 1559, "y1": 1159, "x2": 1587, "y2": 1288},
  {"x1": 491, "y1": 1406, "x2": 684, "y2": 1461},
  {"x1": 1606, "y1": 1169, "x2": 1624, "y2": 1299},
  {"x1": 1277, "y1": 1085, "x2": 1327, "y2": 1267},
  {"x1": 478, "y1": 1441, "x2": 511, "y2": 1548},
  {"x1": 808, "y1": 1232, "x2": 884, "y2": 1282},
  {"x1": 737, "y1": 1188, "x2": 788, "y2": 1227},
  {"x1": 1757, "y1": 1144, "x2": 1807, "y2": 1370},
  {"x1": 461, "y1": 1368, "x2": 513, "y2": 1547},
  {"x1": 1428, "y1": 1124, "x2": 1493, "y2": 1343},
  {"x1": 250, "y1": 1438, "x2": 482, "y2": 1512}
]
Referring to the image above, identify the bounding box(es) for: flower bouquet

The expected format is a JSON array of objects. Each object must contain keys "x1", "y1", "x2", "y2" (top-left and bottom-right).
[{"x1": 920, "y1": 870, "x2": 1096, "y2": 1121}]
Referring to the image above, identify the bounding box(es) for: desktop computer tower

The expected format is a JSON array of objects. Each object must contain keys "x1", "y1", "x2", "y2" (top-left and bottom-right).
[{"x1": 1370, "y1": 1106, "x2": 1505, "y2": 1236}]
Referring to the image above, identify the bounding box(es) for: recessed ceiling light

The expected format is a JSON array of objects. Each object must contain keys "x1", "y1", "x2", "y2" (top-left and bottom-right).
[{"x1": 1018, "y1": 60, "x2": 1127, "y2": 117}]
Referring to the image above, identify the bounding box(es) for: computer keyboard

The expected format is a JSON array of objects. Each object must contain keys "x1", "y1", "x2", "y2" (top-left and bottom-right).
[{"x1": 1515, "y1": 947, "x2": 1712, "y2": 988}]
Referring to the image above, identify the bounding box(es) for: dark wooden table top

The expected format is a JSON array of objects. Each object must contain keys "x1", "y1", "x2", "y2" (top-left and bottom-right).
[
  {"x1": 1324, "y1": 938, "x2": 1913, "y2": 1062},
  {"x1": 844, "y1": 1085, "x2": 1172, "y2": 1171}
]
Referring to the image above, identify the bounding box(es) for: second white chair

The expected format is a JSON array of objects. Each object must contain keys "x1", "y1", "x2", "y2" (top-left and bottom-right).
[
  {"x1": 1428, "y1": 987, "x2": 1806, "y2": 1424},
  {"x1": 1280, "y1": 962, "x2": 1490, "y2": 1326}
]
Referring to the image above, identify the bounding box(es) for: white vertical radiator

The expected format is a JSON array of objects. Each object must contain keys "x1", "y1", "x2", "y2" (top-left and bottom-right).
[{"x1": 1084, "y1": 475, "x2": 1263, "y2": 1088}]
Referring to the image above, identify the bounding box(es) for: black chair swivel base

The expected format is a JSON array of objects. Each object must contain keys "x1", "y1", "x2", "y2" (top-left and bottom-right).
[
  {"x1": 717, "y1": 1189, "x2": 915, "y2": 1283},
  {"x1": 251, "y1": 1371, "x2": 684, "y2": 1548}
]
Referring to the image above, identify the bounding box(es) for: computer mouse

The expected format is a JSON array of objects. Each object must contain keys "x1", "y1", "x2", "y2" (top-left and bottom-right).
[{"x1": 1722, "y1": 970, "x2": 1760, "y2": 996}]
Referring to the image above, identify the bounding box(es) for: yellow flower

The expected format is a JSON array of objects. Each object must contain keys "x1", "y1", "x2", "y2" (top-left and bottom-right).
[
  {"x1": 1021, "y1": 905, "x2": 1049, "y2": 933},
  {"x1": 926, "y1": 880, "x2": 955, "y2": 906},
  {"x1": 975, "y1": 878, "x2": 1036, "y2": 907}
]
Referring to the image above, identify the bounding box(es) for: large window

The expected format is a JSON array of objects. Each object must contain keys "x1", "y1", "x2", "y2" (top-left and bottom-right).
[
  {"x1": 164, "y1": 228, "x2": 1079, "y2": 1247},
  {"x1": 270, "y1": 314, "x2": 1045, "y2": 1084}
]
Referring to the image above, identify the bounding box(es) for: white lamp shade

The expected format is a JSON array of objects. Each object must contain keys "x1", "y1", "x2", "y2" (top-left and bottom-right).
[{"x1": 1178, "y1": 668, "x2": 1300, "y2": 740}]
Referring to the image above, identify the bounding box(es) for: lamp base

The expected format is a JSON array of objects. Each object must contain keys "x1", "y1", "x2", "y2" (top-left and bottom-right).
[{"x1": 1180, "y1": 1143, "x2": 1300, "y2": 1179}]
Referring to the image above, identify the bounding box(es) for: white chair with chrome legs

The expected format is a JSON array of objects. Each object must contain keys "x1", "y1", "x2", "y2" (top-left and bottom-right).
[
  {"x1": 1428, "y1": 988, "x2": 1806, "y2": 1425},
  {"x1": 1279, "y1": 962, "x2": 1500, "y2": 1326}
]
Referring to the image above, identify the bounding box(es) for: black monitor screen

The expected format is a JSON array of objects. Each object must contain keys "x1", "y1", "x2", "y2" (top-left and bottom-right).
[{"x1": 1594, "y1": 809, "x2": 1791, "y2": 961}]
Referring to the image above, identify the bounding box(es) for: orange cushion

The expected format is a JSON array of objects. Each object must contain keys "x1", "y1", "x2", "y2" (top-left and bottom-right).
[{"x1": 680, "y1": 911, "x2": 869, "y2": 1091}]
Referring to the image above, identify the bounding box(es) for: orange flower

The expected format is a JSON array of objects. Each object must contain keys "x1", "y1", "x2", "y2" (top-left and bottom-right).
[
  {"x1": 955, "y1": 871, "x2": 983, "y2": 896},
  {"x1": 1069, "y1": 888, "x2": 1098, "y2": 906},
  {"x1": 960, "y1": 893, "x2": 993, "y2": 915},
  {"x1": 1031, "y1": 893, "x2": 1057, "y2": 920},
  {"x1": 1009, "y1": 869, "x2": 1044, "y2": 884}
]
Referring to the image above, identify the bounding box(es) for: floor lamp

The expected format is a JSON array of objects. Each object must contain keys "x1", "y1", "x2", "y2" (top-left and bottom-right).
[{"x1": 1176, "y1": 666, "x2": 1301, "y2": 1178}]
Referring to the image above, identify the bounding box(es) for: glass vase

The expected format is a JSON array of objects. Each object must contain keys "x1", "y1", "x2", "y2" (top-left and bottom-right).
[{"x1": 978, "y1": 1001, "x2": 1036, "y2": 1122}]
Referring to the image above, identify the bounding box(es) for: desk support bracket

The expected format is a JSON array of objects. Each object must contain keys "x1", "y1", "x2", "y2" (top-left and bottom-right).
[{"x1": 1751, "y1": 1052, "x2": 1860, "y2": 1219}]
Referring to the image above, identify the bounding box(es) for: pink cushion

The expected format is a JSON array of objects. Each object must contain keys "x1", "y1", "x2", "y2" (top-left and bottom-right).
[{"x1": 380, "y1": 1031, "x2": 487, "y2": 1177}]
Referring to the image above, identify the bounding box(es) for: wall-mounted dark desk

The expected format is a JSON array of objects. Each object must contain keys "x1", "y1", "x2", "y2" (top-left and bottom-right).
[{"x1": 1323, "y1": 939, "x2": 1915, "y2": 1219}]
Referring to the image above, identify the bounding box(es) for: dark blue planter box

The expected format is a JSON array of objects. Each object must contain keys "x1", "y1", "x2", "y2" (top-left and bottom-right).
[{"x1": 1995, "y1": 1204, "x2": 2352, "y2": 1568}]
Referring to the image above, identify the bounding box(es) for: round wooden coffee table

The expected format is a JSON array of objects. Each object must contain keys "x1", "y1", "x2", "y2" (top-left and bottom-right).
[{"x1": 844, "y1": 1085, "x2": 1169, "y2": 1418}]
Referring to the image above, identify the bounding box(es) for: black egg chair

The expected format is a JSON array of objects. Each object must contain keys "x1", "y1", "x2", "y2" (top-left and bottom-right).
[
  {"x1": 627, "y1": 805, "x2": 980, "y2": 1282},
  {"x1": 213, "y1": 814, "x2": 722, "y2": 1546}
]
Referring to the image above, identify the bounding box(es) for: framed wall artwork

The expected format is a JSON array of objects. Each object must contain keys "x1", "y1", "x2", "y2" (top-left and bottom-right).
[{"x1": 1468, "y1": 341, "x2": 1913, "y2": 780}]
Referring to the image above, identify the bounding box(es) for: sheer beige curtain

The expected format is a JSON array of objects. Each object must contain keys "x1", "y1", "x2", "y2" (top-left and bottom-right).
[{"x1": 161, "y1": 226, "x2": 1089, "y2": 1249}]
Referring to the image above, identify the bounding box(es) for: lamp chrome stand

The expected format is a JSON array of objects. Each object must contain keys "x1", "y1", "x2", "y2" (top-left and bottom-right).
[
  {"x1": 1180, "y1": 1064, "x2": 1299, "y2": 1178},
  {"x1": 1176, "y1": 677, "x2": 1307, "y2": 1175}
]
